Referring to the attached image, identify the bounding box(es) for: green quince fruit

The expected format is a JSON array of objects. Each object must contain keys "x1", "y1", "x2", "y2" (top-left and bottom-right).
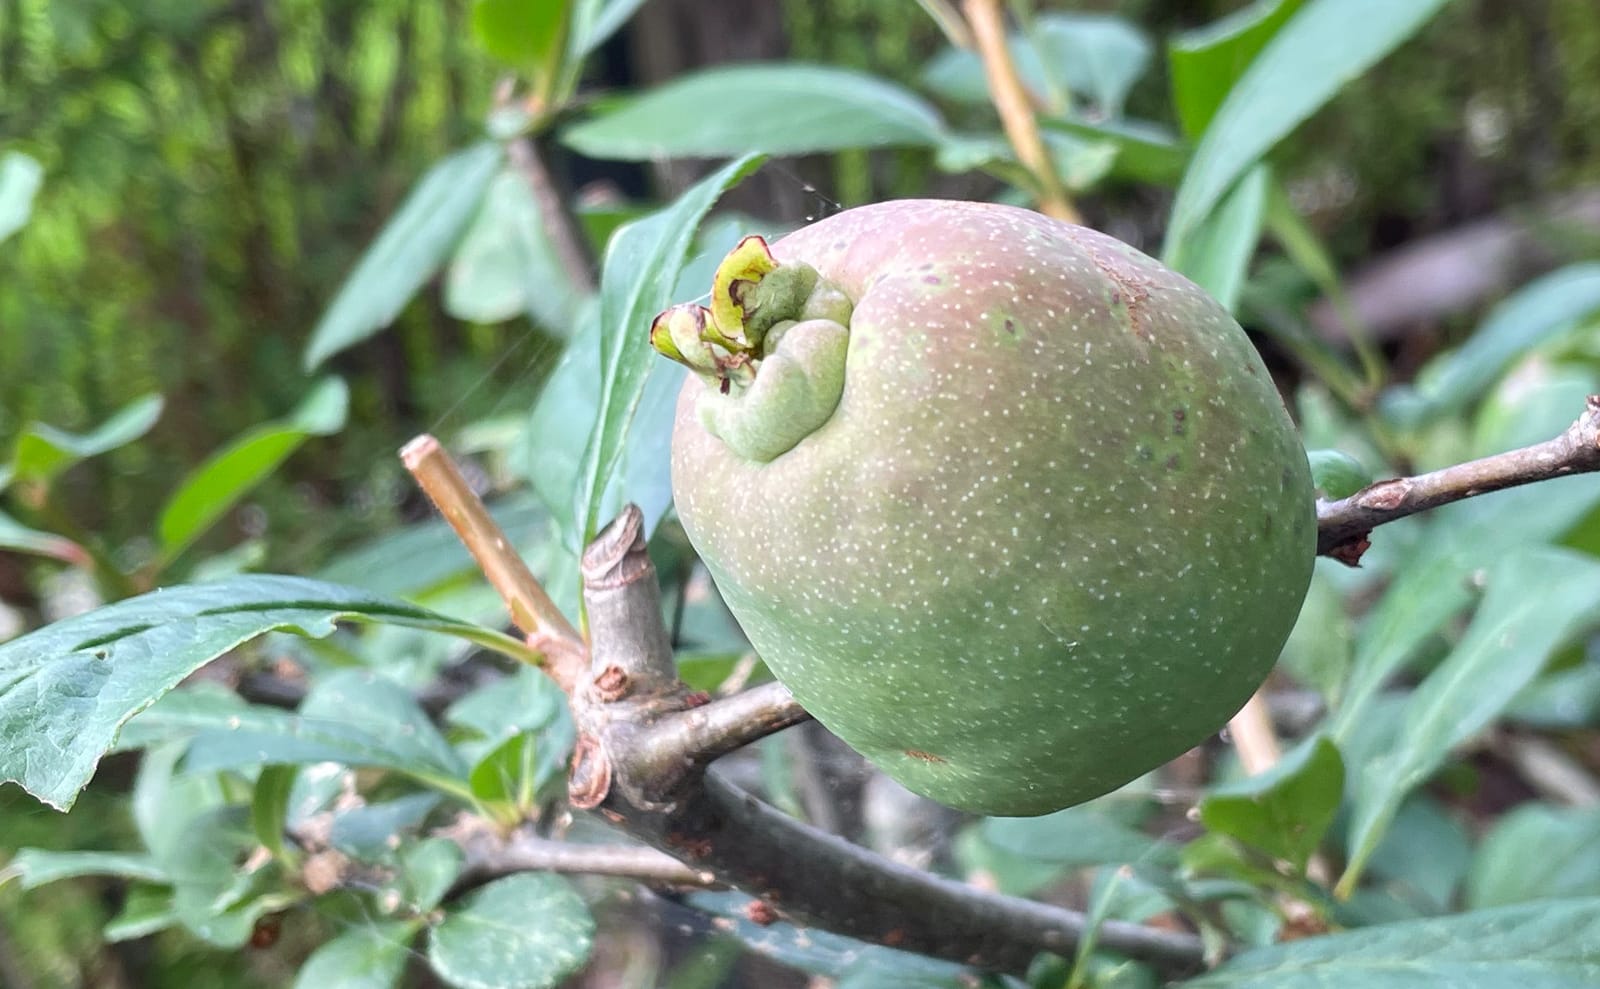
[{"x1": 652, "y1": 200, "x2": 1314, "y2": 816}]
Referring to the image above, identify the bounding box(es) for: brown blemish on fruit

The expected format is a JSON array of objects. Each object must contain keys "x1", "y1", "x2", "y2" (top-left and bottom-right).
[
  {"x1": 922, "y1": 275, "x2": 941, "y2": 284},
  {"x1": 904, "y1": 749, "x2": 947, "y2": 763},
  {"x1": 1004, "y1": 317, "x2": 1016, "y2": 335},
  {"x1": 1172, "y1": 407, "x2": 1187, "y2": 436},
  {"x1": 1165, "y1": 454, "x2": 1181, "y2": 471}
]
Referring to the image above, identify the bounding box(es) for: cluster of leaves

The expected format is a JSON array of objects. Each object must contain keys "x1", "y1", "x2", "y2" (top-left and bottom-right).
[{"x1": 6, "y1": 0, "x2": 1600, "y2": 987}]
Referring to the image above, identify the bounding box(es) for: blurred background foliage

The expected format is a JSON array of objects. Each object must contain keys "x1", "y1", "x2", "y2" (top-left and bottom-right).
[
  {"x1": 6, "y1": 0, "x2": 1600, "y2": 570},
  {"x1": 5, "y1": 0, "x2": 1600, "y2": 985}
]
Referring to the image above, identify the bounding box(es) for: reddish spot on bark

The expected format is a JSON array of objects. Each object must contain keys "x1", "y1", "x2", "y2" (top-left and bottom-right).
[
  {"x1": 904, "y1": 749, "x2": 947, "y2": 763},
  {"x1": 250, "y1": 915, "x2": 282, "y2": 950},
  {"x1": 884, "y1": 928, "x2": 907, "y2": 946},
  {"x1": 744, "y1": 900, "x2": 779, "y2": 926},
  {"x1": 1329, "y1": 535, "x2": 1371, "y2": 567},
  {"x1": 593, "y1": 664, "x2": 629, "y2": 702},
  {"x1": 683, "y1": 690, "x2": 713, "y2": 708},
  {"x1": 568, "y1": 734, "x2": 612, "y2": 810}
]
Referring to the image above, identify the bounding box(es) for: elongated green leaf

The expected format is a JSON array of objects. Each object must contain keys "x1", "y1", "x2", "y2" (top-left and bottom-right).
[
  {"x1": 8, "y1": 393, "x2": 164, "y2": 486},
  {"x1": 445, "y1": 169, "x2": 591, "y2": 332},
  {"x1": 1342, "y1": 548, "x2": 1600, "y2": 892},
  {"x1": 569, "y1": 0, "x2": 648, "y2": 59},
  {"x1": 1, "y1": 849, "x2": 167, "y2": 889},
  {"x1": 104, "y1": 884, "x2": 180, "y2": 942},
  {"x1": 162, "y1": 673, "x2": 468, "y2": 798},
  {"x1": 1042, "y1": 117, "x2": 1187, "y2": 185},
  {"x1": 1166, "y1": 163, "x2": 1268, "y2": 313},
  {"x1": 1168, "y1": 0, "x2": 1306, "y2": 138},
  {"x1": 294, "y1": 922, "x2": 417, "y2": 989},
  {"x1": 576, "y1": 154, "x2": 764, "y2": 543},
  {"x1": 563, "y1": 66, "x2": 942, "y2": 160},
  {"x1": 1165, "y1": 0, "x2": 1453, "y2": 255},
  {"x1": 0, "y1": 508, "x2": 89, "y2": 565},
  {"x1": 393, "y1": 838, "x2": 463, "y2": 914},
  {"x1": 252, "y1": 765, "x2": 298, "y2": 862},
  {"x1": 0, "y1": 150, "x2": 44, "y2": 244},
  {"x1": 305, "y1": 142, "x2": 505, "y2": 369},
  {"x1": 1413, "y1": 263, "x2": 1600, "y2": 419},
  {"x1": 923, "y1": 13, "x2": 1151, "y2": 119},
  {"x1": 1468, "y1": 805, "x2": 1600, "y2": 909},
  {"x1": 157, "y1": 378, "x2": 348, "y2": 561},
  {"x1": 1200, "y1": 735, "x2": 1342, "y2": 872},
  {"x1": 471, "y1": 0, "x2": 567, "y2": 75},
  {"x1": 1307, "y1": 449, "x2": 1371, "y2": 498},
  {"x1": 1186, "y1": 898, "x2": 1600, "y2": 988},
  {"x1": 428, "y1": 874, "x2": 595, "y2": 989},
  {"x1": 0, "y1": 575, "x2": 531, "y2": 810},
  {"x1": 317, "y1": 495, "x2": 551, "y2": 600}
]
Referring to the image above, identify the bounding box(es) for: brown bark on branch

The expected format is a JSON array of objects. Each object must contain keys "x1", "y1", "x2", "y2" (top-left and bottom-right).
[{"x1": 1317, "y1": 395, "x2": 1600, "y2": 560}]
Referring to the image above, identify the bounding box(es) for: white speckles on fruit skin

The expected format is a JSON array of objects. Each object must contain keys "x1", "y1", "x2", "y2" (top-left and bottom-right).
[{"x1": 670, "y1": 200, "x2": 1315, "y2": 817}]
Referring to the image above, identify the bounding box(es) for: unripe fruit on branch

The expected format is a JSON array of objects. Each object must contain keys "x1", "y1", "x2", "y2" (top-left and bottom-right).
[{"x1": 653, "y1": 200, "x2": 1315, "y2": 817}]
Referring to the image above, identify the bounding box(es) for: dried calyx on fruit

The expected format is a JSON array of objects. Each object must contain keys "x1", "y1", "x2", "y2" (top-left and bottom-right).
[{"x1": 653, "y1": 199, "x2": 1316, "y2": 817}]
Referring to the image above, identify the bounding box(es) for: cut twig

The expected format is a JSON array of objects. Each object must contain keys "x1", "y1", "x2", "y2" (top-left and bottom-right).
[
  {"x1": 1225, "y1": 691, "x2": 1282, "y2": 777},
  {"x1": 1317, "y1": 395, "x2": 1600, "y2": 561},
  {"x1": 400, "y1": 435, "x2": 587, "y2": 693},
  {"x1": 962, "y1": 0, "x2": 1080, "y2": 224}
]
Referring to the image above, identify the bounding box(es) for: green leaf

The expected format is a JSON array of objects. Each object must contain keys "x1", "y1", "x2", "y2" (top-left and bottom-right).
[
  {"x1": 471, "y1": 0, "x2": 567, "y2": 75},
  {"x1": 1341, "y1": 548, "x2": 1600, "y2": 893},
  {"x1": 331, "y1": 793, "x2": 443, "y2": 860},
  {"x1": 446, "y1": 665, "x2": 565, "y2": 744},
  {"x1": 393, "y1": 838, "x2": 464, "y2": 914},
  {"x1": 1412, "y1": 263, "x2": 1600, "y2": 420},
  {"x1": 445, "y1": 169, "x2": 591, "y2": 332},
  {"x1": 576, "y1": 154, "x2": 764, "y2": 543},
  {"x1": 1165, "y1": 163, "x2": 1268, "y2": 313},
  {"x1": 469, "y1": 732, "x2": 540, "y2": 819},
  {"x1": 1468, "y1": 805, "x2": 1600, "y2": 909},
  {"x1": 104, "y1": 884, "x2": 180, "y2": 942},
  {"x1": 563, "y1": 66, "x2": 942, "y2": 160},
  {"x1": 294, "y1": 922, "x2": 417, "y2": 989},
  {"x1": 157, "y1": 378, "x2": 349, "y2": 562},
  {"x1": 922, "y1": 14, "x2": 1151, "y2": 119},
  {"x1": 0, "y1": 150, "x2": 44, "y2": 244},
  {"x1": 1168, "y1": 0, "x2": 1306, "y2": 138},
  {"x1": 428, "y1": 874, "x2": 595, "y2": 989},
  {"x1": 1200, "y1": 736, "x2": 1343, "y2": 872},
  {"x1": 172, "y1": 671, "x2": 469, "y2": 799},
  {"x1": 317, "y1": 495, "x2": 551, "y2": 600},
  {"x1": 980, "y1": 805, "x2": 1173, "y2": 868},
  {"x1": 1185, "y1": 898, "x2": 1600, "y2": 987},
  {"x1": 165, "y1": 806, "x2": 299, "y2": 948},
  {"x1": 1306, "y1": 449, "x2": 1371, "y2": 498},
  {"x1": 1362, "y1": 796, "x2": 1471, "y2": 914},
  {"x1": 1277, "y1": 563, "x2": 1354, "y2": 702},
  {"x1": 1164, "y1": 0, "x2": 1453, "y2": 255},
  {"x1": 0, "y1": 574, "x2": 531, "y2": 810},
  {"x1": 8, "y1": 393, "x2": 164, "y2": 487},
  {"x1": 1042, "y1": 117, "x2": 1187, "y2": 186},
  {"x1": 1, "y1": 849, "x2": 168, "y2": 889},
  {"x1": 251, "y1": 765, "x2": 298, "y2": 862},
  {"x1": 1022, "y1": 13, "x2": 1152, "y2": 118},
  {"x1": 569, "y1": 0, "x2": 648, "y2": 59},
  {"x1": 0, "y1": 508, "x2": 89, "y2": 565},
  {"x1": 305, "y1": 142, "x2": 505, "y2": 369}
]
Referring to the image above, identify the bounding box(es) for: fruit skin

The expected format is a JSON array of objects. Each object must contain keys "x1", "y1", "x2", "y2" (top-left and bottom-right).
[{"x1": 663, "y1": 200, "x2": 1315, "y2": 817}]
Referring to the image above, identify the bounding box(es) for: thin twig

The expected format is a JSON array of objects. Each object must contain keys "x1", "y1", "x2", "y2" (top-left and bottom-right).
[
  {"x1": 454, "y1": 825, "x2": 717, "y2": 890},
  {"x1": 1226, "y1": 691, "x2": 1282, "y2": 776},
  {"x1": 1317, "y1": 395, "x2": 1600, "y2": 560},
  {"x1": 507, "y1": 137, "x2": 596, "y2": 295},
  {"x1": 962, "y1": 0, "x2": 1079, "y2": 224},
  {"x1": 638, "y1": 681, "x2": 811, "y2": 772},
  {"x1": 400, "y1": 435, "x2": 587, "y2": 693}
]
